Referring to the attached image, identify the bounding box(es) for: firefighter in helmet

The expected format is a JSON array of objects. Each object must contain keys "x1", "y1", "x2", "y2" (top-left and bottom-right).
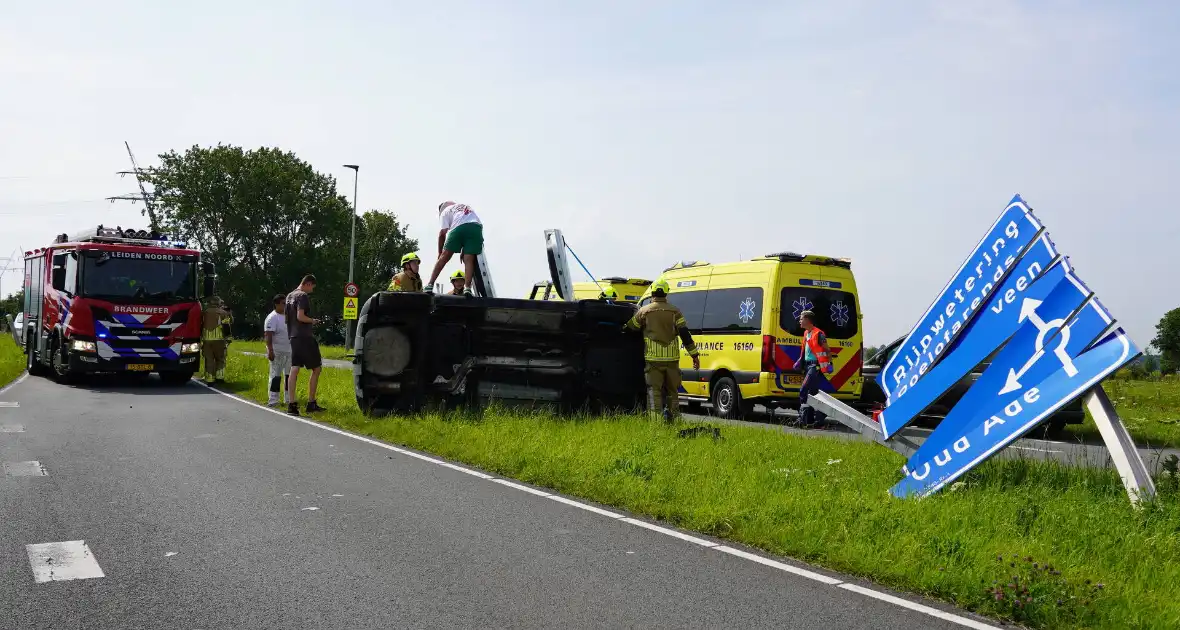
[
  {"x1": 598, "y1": 287, "x2": 618, "y2": 303},
  {"x1": 200, "y1": 295, "x2": 233, "y2": 383},
  {"x1": 387, "y1": 252, "x2": 423, "y2": 292},
  {"x1": 625, "y1": 279, "x2": 700, "y2": 421},
  {"x1": 448, "y1": 270, "x2": 465, "y2": 295}
]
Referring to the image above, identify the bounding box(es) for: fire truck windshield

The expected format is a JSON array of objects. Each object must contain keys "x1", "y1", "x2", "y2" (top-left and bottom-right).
[{"x1": 81, "y1": 255, "x2": 197, "y2": 302}]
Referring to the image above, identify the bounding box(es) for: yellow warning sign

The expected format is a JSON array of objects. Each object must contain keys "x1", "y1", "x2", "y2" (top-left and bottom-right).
[{"x1": 343, "y1": 297, "x2": 358, "y2": 320}]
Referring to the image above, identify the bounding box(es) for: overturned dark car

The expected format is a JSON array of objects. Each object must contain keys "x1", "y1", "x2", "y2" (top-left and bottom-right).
[{"x1": 352, "y1": 291, "x2": 646, "y2": 416}]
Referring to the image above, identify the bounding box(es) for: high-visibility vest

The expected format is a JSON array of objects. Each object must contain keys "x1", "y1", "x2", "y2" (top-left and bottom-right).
[{"x1": 803, "y1": 328, "x2": 833, "y2": 374}]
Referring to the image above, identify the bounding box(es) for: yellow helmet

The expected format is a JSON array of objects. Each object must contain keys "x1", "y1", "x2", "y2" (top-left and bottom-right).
[
  {"x1": 400, "y1": 252, "x2": 421, "y2": 265},
  {"x1": 600, "y1": 287, "x2": 618, "y2": 300},
  {"x1": 450, "y1": 270, "x2": 465, "y2": 280},
  {"x1": 652, "y1": 279, "x2": 671, "y2": 296}
]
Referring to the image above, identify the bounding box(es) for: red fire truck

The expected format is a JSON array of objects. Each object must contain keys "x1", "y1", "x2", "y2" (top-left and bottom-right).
[{"x1": 22, "y1": 225, "x2": 214, "y2": 384}]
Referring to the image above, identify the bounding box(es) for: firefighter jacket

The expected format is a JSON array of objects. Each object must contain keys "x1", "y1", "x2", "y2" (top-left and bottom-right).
[
  {"x1": 201, "y1": 306, "x2": 232, "y2": 342},
  {"x1": 625, "y1": 297, "x2": 699, "y2": 362},
  {"x1": 387, "y1": 270, "x2": 423, "y2": 292}
]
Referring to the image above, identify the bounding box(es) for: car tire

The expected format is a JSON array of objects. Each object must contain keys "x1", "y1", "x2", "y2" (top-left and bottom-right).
[{"x1": 711, "y1": 376, "x2": 753, "y2": 419}]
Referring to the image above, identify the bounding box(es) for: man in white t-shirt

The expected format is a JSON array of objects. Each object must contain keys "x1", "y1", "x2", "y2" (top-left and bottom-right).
[
  {"x1": 263, "y1": 293, "x2": 292, "y2": 407},
  {"x1": 425, "y1": 201, "x2": 484, "y2": 296}
]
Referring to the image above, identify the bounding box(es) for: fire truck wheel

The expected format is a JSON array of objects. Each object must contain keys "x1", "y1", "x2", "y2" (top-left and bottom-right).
[
  {"x1": 26, "y1": 338, "x2": 50, "y2": 377},
  {"x1": 50, "y1": 338, "x2": 77, "y2": 384}
]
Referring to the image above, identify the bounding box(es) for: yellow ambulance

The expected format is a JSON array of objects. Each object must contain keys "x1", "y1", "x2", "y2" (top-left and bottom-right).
[
  {"x1": 527, "y1": 277, "x2": 652, "y2": 304},
  {"x1": 637, "y1": 253, "x2": 864, "y2": 419}
]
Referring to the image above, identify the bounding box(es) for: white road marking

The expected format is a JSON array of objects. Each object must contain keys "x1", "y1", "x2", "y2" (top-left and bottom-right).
[
  {"x1": 839, "y1": 583, "x2": 999, "y2": 630},
  {"x1": 302, "y1": 506, "x2": 320, "y2": 511},
  {"x1": 1, "y1": 424, "x2": 25, "y2": 433},
  {"x1": 26, "y1": 541, "x2": 105, "y2": 583},
  {"x1": 4, "y1": 460, "x2": 47, "y2": 477},
  {"x1": 716, "y1": 545, "x2": 843, "y2": 585},
  {"x1": 199, "y1": 382, "x2": 1002, "y2": 629},
  {"x1": 0, "y1": 402, "x2": 19, "y2": 408},
  {"x1": 0, "y1": 372, "x2": 28, "y2": 396},
  {"x1": 164, "y1": 552, "x2": 179, "y2": 557}
]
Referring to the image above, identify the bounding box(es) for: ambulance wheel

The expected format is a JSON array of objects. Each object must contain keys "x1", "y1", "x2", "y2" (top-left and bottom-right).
[{"x1": 711, "y1": 376, "x2": 754, "y2": 419}]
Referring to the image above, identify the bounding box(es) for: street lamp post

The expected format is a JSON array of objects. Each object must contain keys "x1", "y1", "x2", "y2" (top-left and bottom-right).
[{"x1": 344, "y1": 164, "x2": 359, "y2": 351}]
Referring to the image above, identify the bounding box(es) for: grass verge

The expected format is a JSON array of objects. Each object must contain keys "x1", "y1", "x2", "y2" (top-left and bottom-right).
[
  {"x1": 1062, "y1": 377, "x2": 1180, "y2": 449},
  {"x1": 0, "y1": 336, "x2": 24, "y2": 389},
  {"x1": 220, "y1": 352, "x2": 1180, "y2": 629},
  {"x1": 228, "y1": 339, "x2": 350, "y2": 362}
]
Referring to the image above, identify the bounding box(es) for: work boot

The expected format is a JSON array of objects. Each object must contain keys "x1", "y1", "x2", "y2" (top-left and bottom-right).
[
  {"x1": 287, "y1": 402, "x2": 300, "y2": 416},
  {"x1": 305, "y1": 401, "x2": 326, "y2": 413}
]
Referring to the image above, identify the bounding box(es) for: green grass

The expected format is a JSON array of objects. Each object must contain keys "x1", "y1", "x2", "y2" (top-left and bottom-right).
[
  {"x1": 229, "y1": 339, "x2": 350, "y2": 361},
  {"x1": 0, "y1": 336, "x2": 24, "y2": 389},
  {"x1": 220, "y1": 352, "x2": 1180, "y2": 629},
  {"x1": 1063, "y1": 376, "x2": 1180, "y2": 449}
]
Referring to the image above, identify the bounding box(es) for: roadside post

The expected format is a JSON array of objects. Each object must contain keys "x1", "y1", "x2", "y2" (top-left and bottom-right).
[
  {"x1": 829, "y1": 195, "x2": 1155, "y2": 507},
  {"x1": 343, "y1": 282, "x2": 359, "y2": 347}
]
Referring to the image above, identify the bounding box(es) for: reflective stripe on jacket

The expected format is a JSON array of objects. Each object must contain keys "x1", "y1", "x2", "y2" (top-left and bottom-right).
[
  {"x1": 803, "y1": 327, "x2": 833, "y2": 374},
  {"x1": 626, "y1": 297, "x2": 699, "y2": 363}
]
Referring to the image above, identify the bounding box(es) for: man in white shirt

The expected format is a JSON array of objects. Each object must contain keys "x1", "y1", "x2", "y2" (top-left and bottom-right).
[
  {"x1": 425, "y1": 201, "x2": 484, "y2": 297},
  {"x1": 264, "y1": 294, "x2": 292, "y2": 407}
]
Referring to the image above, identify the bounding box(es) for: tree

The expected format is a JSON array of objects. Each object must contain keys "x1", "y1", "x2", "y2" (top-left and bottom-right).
[
  {"x1": 354, "y1": 210, "x2": 419, "y2": 302},
  {"x1": 0, "y1": 290, "x2": 22, "y2": 318},
  {"x1": 143, "y1": 145, "x2": 415, "y2": 342},
  {"x1": 1154, "y1": 308, "x2": 1180, "y2": 375}
]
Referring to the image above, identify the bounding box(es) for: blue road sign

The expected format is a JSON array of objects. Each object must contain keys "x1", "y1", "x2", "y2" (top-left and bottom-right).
[
  {"x1": 892, "y1": 326, "x2": 1139, "y2": 498},
  {"x1": 881, "y1": 195, "x2": 1044, "y2": 423},
  {"x1": 901, "y1": 270, "x2": 1104, "y2": 472},
  {"x1": 877, "y1": 233, "x2": 1063, "y2": 437}
]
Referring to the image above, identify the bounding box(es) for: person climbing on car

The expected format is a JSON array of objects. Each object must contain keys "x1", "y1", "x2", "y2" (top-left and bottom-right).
[
  {"x1": 448, "y1": 270, "x2": 465, "y2": 295},
  {"x1": 625, "y1": 279, "x2": 700, "y2": 421},
  {"x1": 387, "y1": 252, "x2": 423, "y2": 292},
  {"x1": 425, "y1": 201, "x2": 483, "y2": 297},
  {"x1": 792, "y1": 310, "x2": 833, "y2": 428}
]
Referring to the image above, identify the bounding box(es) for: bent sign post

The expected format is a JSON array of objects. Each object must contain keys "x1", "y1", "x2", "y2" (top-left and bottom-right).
[{"x1": 868, "y1": 194, "x2": 1155, "y2": 506}]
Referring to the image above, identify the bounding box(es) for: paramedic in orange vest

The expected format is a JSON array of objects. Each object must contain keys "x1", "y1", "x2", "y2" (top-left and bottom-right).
[{"x1": 791, "y1": 310, "x2": 833, "y2": 428}]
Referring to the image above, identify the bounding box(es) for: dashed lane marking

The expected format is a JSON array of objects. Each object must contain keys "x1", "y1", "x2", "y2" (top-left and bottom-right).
[
  {"x1": 4, "y1": 460, "x2": 47, "y2": 477},
  {"x1": 0, "y1": 402, "x2": 18, "y2": 408},
  {"x1": 1, "y1": 424, "x2": 25, "y2": 433},
  {"x1": 198, "y1": 382, "x2": 1001, "y2": 629},
  {"x1": 26, "y1": 541, "x2": 105, "y2": 583}
]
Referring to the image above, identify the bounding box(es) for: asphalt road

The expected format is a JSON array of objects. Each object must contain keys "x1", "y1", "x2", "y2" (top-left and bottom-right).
[{"x1": 0, "y1": 373, "x2": 998, "y2": 630}]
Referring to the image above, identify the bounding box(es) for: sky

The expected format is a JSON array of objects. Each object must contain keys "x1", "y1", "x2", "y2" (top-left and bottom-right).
[{"x1": 1, "y1": 0, "x2": 1177, "y2": 347}]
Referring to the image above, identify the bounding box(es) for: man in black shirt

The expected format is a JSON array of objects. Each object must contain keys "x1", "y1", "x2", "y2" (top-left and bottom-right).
[{"x1": 285, "y1": 274, "x2": 325, "y2": 416}]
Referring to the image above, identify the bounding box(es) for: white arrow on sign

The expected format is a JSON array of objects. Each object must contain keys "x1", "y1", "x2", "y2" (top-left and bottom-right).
[{"x1": 999, "y1": 297, "x2": 1079, "y2": 395}]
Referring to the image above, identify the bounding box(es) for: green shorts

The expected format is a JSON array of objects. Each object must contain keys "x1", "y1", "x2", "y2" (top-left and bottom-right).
[{"x1": 443, "y1": 222, "x2": 484, "y2": 256}]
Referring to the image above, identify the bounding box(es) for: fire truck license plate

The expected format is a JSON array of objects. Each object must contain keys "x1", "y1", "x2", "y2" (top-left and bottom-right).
[{"x1": 126, "y1": 364, "x2": 153, "y2": 371}]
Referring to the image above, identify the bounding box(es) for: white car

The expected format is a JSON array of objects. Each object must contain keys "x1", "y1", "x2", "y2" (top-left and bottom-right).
[{"x1": 11, "y1": 312, "x2": 24, "y2": 345}]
